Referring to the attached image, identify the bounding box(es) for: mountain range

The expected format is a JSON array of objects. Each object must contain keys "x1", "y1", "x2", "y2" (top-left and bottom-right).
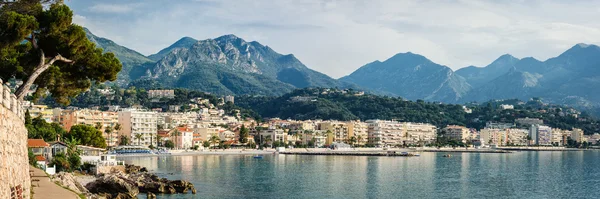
[
  {"x1": 85, "y1": 29, "x2": 354, "y2": 96},
  {"x1": 84, "y1": 28, "x2": 600, "y2": 113}
]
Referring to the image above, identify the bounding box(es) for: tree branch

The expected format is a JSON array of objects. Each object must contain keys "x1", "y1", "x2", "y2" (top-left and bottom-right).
[
  {"x1": 15, "y1": 52, "x2": 75, "y2": 100},
  {"x1": 25, "y1": 34, "x2": 38, "y2": 49}
]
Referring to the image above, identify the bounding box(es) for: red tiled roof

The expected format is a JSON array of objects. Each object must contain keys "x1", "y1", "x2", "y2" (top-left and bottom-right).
[
  {"x1": 35, "y1": 155, "x2": 46, "y2": 161},
  {"x1": 176, "y1": 126, "x2": 192, "y2": 132},
  {"x1": 28, "y1": 139, "x2": 49, "y2": 148}
]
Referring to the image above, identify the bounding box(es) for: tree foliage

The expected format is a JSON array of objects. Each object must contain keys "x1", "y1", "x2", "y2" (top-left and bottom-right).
[
  {"x1": 66, "y1": 124, "x2": 107, "y2": 148},
  {"x1": 0, "y1": 0, "x2": 121, "y2": 103},
  {"x1": 26, "y1": 115, "x2": 65, "y2": 141}
]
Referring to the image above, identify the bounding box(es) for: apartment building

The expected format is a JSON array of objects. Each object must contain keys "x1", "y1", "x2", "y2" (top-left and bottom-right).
[
  {"x1": 442, "y1": 125, "x2": 470, "y2": 143},
  {"x1": 148, "y1": 90, "x2": 175, "y2": 99},
  {"x1": 318, "y1": 121, "x2": 350, "y2": 144},
  {"x1": 348, "y1": 121, "x2": 368, "y2": 145},
  {"x1": 258, "y1": 128, "x2": 286, "y2": 145},
  {"x1": 366, "y1": 120, "x2": 437, "y2": 147},
  {"x1": 159, "y1": 112, "x2": 198, "y2": 129},
  {"x1": 24, "y1": 104, "x2": 56, "y2": 122},
  {"x1": 60, "y1": 109, "x2": 119, "y2": 147},
  {"x1": 529, "y1": 124, "x2": 553, "y2": 146},
  {"x1": 171, "y1": 126, "x2": 193, "y2": 149},
  {"x1": 118, "y1": 109, "x2": 158, "y2": 147},
  {"x1": 480, "y1": 128, "x2": 505, "y2": 146}
]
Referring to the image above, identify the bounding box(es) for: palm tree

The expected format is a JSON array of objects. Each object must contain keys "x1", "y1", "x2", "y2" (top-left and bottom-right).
[
  {"x1": 156, "y1": 134, "x2": 162, "y2": 147},
  {"x1": 349, "y1": 136, "x2": 357, "y2": 147},
  {"x1": 113, "y1": 124, "x2": 122, "y2": 147},
  {"x1": 172, "y1": 130, "x2": 181, "y2": 149},
  {"x1": 209, "y1": 135, "x2": 220, "y2": 149},
  {"x1": 265, "y1": 136, "x2": 272, "y2": 148},
  {"x1": 104, "y1": 127, "x2": 112, "y2": 148},
  {"x1": 135, "y1": 134, "x2": 144, "y2": 146},
  {"x1": 357, "y1": 135, "x2": 363, "y2": 146},
  {"x1": 64, "y1": 137, "x2": 81, "y2": 156},
  {"x1": 94, "y1": 122, "x2": 103, "y2": 130}
]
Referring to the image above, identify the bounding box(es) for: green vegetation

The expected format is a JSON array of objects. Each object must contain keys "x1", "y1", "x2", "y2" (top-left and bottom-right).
[
  {"x1": 67, "y1": 125, "x2": 107, "y2": 148},
  {"x1": 0, "y1": 0, "x2": 121, "y2": 104},
  {"x1": 26, "y1": 112, "x2": 66, "y2": 141},
  {"x1": 164, "y1": 140, "x2": 175, "y2": 149},
  {"x1": 238, "y1": 88, "x2": 600, "y2": 134}
]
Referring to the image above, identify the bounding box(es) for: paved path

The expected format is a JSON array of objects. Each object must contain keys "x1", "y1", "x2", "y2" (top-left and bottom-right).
[{"x1": 30, "y1": 166, "x2": 80, "y2": 199}]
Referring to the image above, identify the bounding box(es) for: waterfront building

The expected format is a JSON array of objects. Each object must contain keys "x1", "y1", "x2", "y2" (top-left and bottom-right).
[
  {"x1": 171, "y1": 126, "x2": 193, "y2": 149},
  {"x1": 258, "y1": 128, "x2": 286, "y2": 145},
  {"x1": 348, "y1": 121, "x2": 368, "y2": 145},
  {"x1": 529, "y1": 125, "x2": 553, "y2": 146},
  {"x1": 506, "y1": 129, "x2": 529, "y2": 146},
  {"x1": 219, "y1": 130, "x2": 236, "y2": 142},
  {"x1": 318, "y1": 121, "x2": 350, "y2": 144},
  {"x1": 442, "y1": 125, "x2": 470, "y2": 143},
  {"x1": 303, "y1": 132, "x2": 326, "y2": 147},
  {"x1": 366, "y1": 120, "x2": 437, "y2": 147},
  {"x1": 60, "y1": 109, "x2": 120, "y2": 146},
  {"x1": 570, "y1": 128, "x2": 585, "y2": 143},
  {"x1": 118, "y1": 109, "x2": 158, "y2": 147},
  {"x1": 195, "y1": 127, "x2": 221, "y2": 141},
  {"x1": 480, "y1": 128, "x2": 506, "y2": 146}
]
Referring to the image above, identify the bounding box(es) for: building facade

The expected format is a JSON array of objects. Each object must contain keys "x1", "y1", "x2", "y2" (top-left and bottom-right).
[{"x1": 118, "y1": 109, "x2": 158, "y2": 147}]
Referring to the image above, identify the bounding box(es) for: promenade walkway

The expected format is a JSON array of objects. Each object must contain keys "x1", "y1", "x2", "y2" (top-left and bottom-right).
[{"x1": 29, "y1": 166, "x2": 80, "y2": 199}]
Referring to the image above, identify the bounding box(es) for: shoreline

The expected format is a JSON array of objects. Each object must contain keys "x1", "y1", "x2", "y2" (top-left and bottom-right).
[{"x1": 114, "y1": 147, "x2": 596, "y2": 159}]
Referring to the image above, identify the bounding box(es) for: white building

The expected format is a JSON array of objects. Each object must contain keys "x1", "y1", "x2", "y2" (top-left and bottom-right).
[
  {"x1": 500, "y1": 104, "x2": 514, "y2": 110},
  {"x1": 224, "y1": 95, "x2": 235, "y2": 104},
  {"x1": 118, "y1": 109, "x2": 158, "y2": 147},
  {"x1": 366, "y1": 120, "x2": 437, "y2": 147},
  {"x1": 529, "y1": 124, "x2": 553, "y2": 146}
]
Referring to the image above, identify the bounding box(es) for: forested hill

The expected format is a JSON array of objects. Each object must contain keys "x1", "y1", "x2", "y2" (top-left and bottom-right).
[{"x1": 236, "y1": 88, "x2": 600, "y2": 134}]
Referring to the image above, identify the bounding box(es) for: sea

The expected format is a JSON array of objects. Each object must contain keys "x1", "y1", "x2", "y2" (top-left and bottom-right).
[{"x1": 120, "y1": 151, "x2": 600, "y2": 199}]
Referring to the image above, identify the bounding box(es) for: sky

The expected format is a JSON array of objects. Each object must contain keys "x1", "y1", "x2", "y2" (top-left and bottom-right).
[{"x1": 67, "y1": 0, "x2": 600, "y2": 78}]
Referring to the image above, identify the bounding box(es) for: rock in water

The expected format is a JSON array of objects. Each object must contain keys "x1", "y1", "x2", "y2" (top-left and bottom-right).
[
  {"x1": 86, "y1": 174, "x2": 140, "y2": 198},
  {"x1": 147, "y1": 192, "x2": 156, "y2": 199},
  {"x1": 51, "y1": 172, "x2": 89, "y2": 194}
]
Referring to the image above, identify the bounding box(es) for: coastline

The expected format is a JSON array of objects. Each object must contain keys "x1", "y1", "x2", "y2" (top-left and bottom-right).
[{"x1": 114, "y1": 147, "x2": 597, "y2": 159}]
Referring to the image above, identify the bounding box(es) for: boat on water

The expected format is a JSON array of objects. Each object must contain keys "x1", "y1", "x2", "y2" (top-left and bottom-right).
[
  {"x1": 443, "y1": 154, "x2": 452, "y2": 157},
  {"x1": 253, "y1": 155, "x2": 264, "y2": 159}
]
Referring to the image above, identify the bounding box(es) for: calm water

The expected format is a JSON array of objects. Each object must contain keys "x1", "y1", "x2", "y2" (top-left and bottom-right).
[{"x1": 121, "y1": 151, "x2": 600, "y2": 199}]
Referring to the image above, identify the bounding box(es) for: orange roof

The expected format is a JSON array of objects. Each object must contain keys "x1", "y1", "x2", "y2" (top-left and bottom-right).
[
  {"x1": 176, "y1": 126, "x2": 192, "y2": 132},
  {"x1": 28, "y1": 139, "x2": 49, "y2": 148},
  {"x1": 35, "y1": 155, "x2": 46, "y2": 161}
]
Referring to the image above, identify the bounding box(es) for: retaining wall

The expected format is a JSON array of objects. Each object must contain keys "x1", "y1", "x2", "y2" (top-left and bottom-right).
[{"x1": 0, "y1": 79, "x2": 30, "y2": 199}]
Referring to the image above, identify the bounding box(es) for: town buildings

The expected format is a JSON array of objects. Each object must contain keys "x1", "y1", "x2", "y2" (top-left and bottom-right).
[
  {"x1": 442, "y1": 125, "x2": 470, "y2": 143},
  {"x1": 318, "y1": 121, "x2": 350, "y2": 144},
  {"x1": 148, "y1": 90, "x2": 175, "y2": 99},
  {"x1": 366, "y1": 120, "x2": 437, "y2": 147},
  {"x1": 118, "y1": 109, "x2": 158, "y2": 147},
  {"x1": 60, "y1": 109, "x2": 119, "y2": 146},
  {"x1": 529, "y1": 124, "x2": 553, "y2": 146}
]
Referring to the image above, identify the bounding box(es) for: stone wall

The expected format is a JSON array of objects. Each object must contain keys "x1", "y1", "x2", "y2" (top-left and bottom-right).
[{"x1": 0, "y1": 79, "x2": 30, "y2": 199}]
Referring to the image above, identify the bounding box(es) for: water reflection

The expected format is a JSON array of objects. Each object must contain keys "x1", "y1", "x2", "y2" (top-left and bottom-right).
[{"x1": 119, "y1": 151, "x2": 600, "y2": 199}]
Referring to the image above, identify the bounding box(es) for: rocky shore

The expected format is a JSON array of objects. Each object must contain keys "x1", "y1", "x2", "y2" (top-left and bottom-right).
[{"x1": 52, "y1": 164, "x2": 196, "y2": 199}]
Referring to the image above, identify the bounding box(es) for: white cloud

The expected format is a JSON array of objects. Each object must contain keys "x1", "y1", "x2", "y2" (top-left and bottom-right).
[
  {"x1": 68, "y1": 0, "x2": 600, "y2": 78},
  {"x1": 88, "y1": 3, "x2": 138, "y2": 13}
]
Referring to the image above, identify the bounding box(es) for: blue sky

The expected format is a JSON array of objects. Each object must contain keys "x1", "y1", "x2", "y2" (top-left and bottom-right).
[{"x1": 67, "y1": 0, "x2": 600, "y2": 78}]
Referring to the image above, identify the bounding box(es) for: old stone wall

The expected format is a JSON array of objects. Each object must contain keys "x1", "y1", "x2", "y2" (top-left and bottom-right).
[{"x1": 0, "y1": 79, "x2": 30, "y2": 199}]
